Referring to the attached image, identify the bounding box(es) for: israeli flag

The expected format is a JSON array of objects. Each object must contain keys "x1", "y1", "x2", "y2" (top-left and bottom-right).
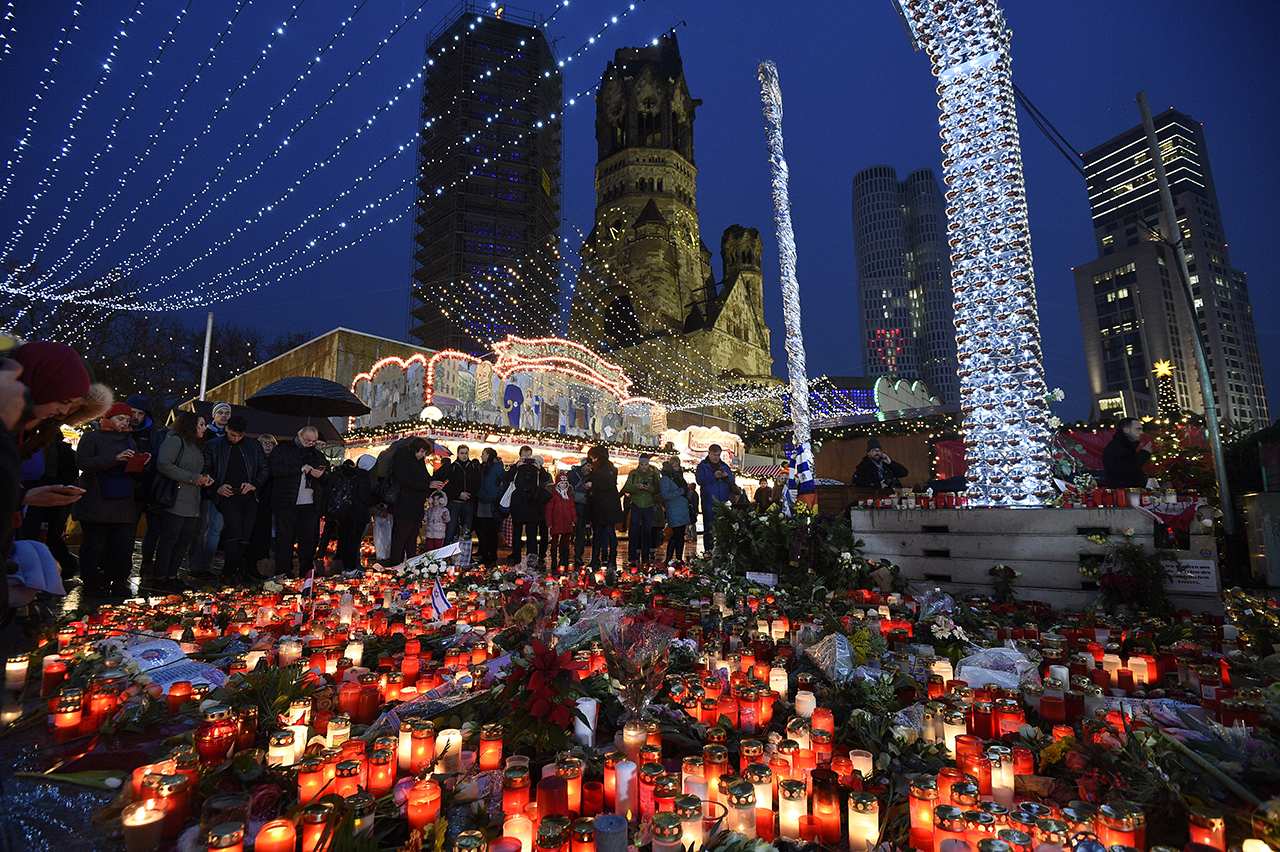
[{"x1": 430, "y1": 577, "x2": 451, "y2": 620}]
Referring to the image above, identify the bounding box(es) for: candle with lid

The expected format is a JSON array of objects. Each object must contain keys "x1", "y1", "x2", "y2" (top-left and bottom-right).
[
  {"x1": 778, "y1": 779, "x2": 807, "y2": 840},
  {"x1": 205, "y1": 822, "x2": 244, "y2": 852},
  {"x1": 676, "y1": 794, "x2": 704, "y2": 848},
  {"x1": 479, "y1": 723, "x2": 504, "y2": 770},
  {"x1": 848, "y1": 792, "x2": 879, "y2": 852},
  {"x1": 5, "y1": 653, "x2": 29, "y2": 692}
]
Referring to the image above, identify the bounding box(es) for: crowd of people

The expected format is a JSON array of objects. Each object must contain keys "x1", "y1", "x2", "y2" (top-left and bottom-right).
[{"x1": 1, "y1": 336, "x2": 773, "y2": 611}]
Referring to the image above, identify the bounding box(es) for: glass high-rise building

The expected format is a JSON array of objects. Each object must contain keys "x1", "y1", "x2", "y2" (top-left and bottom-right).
[
  {"x1": 1074, "y1": 107, "x2": 1268, "y2": 426},
  {"x1": 409, "y1": 3, "x2": 562, "y2": 353},
  {"x1": 852, "y1": 166, "x2": 957, "y2": 404}
]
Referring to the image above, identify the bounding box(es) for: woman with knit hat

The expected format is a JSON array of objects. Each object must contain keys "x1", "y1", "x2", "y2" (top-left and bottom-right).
[
  {"x1": 74, "y1": 402, "x2": 145, "y2": 597},
  {"x1": 11, "y1": 340, "x2": 112, "y2": 511}
]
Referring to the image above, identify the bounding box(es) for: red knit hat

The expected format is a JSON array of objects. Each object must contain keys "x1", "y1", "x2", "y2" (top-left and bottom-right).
[
  {"x1": 12, "y1": 341, "x2": 91, "y2": 404},
  {"x1": 103, "y1": 402, "x2": 134, "y2": 420}
]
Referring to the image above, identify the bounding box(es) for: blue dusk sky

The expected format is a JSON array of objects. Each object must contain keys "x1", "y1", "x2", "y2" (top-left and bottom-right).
[{"x1": 2, "y1": 0, "x2": 1277, "y2": 421}]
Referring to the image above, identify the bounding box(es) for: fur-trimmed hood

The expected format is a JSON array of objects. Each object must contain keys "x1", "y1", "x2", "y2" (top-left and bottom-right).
[{"x1": 19, "y1": 383, "x2": 114, "y2": 459}]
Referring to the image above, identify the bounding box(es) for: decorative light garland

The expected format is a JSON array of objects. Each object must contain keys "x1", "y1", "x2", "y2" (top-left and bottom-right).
[
  {"x1": 897, "y1": 0, "x2": 1052, "y2": 506},
  {"x1": 13, "y1": 0, "x2": 195, "y2": 280},
  {"x1": 0, "y1": 0, "x2": 145, "y2": 263},
  {"x1": 3, "y1": 0, "x2": 253, "y2": 292},
  {"x1": 32, "y1": 7, "x2": 667, "y2": 320},
  {"x1": 26, "y1": 0, "x2": 308, "y2": 299},
  {"x1": 0, "y1": 0, "x2": 83, "y2": 207},
  {"x1": 0, "y1": 1, "x2": 15, "y2": 65}
]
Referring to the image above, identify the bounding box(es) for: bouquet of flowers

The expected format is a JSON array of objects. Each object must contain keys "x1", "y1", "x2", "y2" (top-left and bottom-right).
[{"x1": 598, "y1": 613, "x2": 674, "y2": 722}]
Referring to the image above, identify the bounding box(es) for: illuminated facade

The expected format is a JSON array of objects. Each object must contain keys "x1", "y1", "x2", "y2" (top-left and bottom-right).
[
  {"x1": 852, "y1": 166, "x2": 957, "y2": 404},
  {"x1": 1073, "y1": 108, "x2": 1268, "y2": 427},
  {"x1": 351, "y1": 335, "x2": 666, "y2": 446},
  {"x1": 897, "y1": 0, "x2": 1052, "y2": 506},
  {"x1": 570, "y1": 34, "x2": 774, "y2": 397},
  {"x1": 409, "y1": 4, "x2": 562, "y2": 353}
]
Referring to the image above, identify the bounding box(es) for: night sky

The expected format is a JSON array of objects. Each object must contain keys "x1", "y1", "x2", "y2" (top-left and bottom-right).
[{"x1": 2, "y1": 0, "x2": 1277, "y2": 422}]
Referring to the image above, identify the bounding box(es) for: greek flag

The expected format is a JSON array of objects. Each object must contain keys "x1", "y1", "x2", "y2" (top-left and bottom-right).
[{"x1": 430, "y1": 577, "x2": 451, "y2": 620}]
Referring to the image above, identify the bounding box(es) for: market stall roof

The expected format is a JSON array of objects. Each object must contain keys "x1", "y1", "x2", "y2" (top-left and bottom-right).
[
  {"x1": 743, "y1": 464, "x2": 788, "y2": 479},
  {"x1": 185, "y1": 401, "x2": 343, "y2": 444}
]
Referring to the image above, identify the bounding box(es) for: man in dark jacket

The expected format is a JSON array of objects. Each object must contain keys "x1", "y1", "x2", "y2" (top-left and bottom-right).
[
  {"x1": 433, "y1": 444, "x2": 480, "y2": 545},
  {"x1": 128, "y1": 395, "x2": 165, "y2": 572},
  {"x1": 852, "y1": 438, "x2": 908, "y2": 491},
  {"x1": 269, "y1": 425, "x2": 329, "y2": 578},
  {"x1": 567, "y1": 458, "x2": 593, "y2": 565},
  {"x1": 503, "y1": 445, "x2": 551, "y2": 566},
  {"x1": 388, "y1": 436, "x2": 434, "y2": 565},
  {"x1": 1102, "y1": 417, "x2": 1151, "y2": 489},
  {"x1": 207, "y1": 415, "x2": 269, "y2": 581}
]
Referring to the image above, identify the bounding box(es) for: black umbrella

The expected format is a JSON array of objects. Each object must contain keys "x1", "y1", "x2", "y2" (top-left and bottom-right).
[{"x1": 245, "y1": 376, "x2": 370, "y2": 418}]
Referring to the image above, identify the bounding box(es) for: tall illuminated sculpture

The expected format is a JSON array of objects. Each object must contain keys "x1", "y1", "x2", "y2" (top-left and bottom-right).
[
  {"x1": 757, "y1": 61, "x2": 816, "y2": 511},
  {"x1": 896, "y1": 0, "x2": 1051, "y2": 506}
]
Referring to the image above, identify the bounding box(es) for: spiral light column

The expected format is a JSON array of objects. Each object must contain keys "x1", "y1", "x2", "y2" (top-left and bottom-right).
[{"x1": 896, "y1": 0, "x2": 1051, "y2": 506}]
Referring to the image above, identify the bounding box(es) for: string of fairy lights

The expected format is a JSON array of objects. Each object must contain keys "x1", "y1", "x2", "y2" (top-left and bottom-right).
[
  {"x1": 25, "y1": 0, "x2": 311, "y2": 300},
  {"x1": 0, "y1": 0, "x2": 84, "y2": 207},
  {"x1": 14, "y1": 0, "x2": 195, "y2": 279},
  {"x1": 27, "y1": 8, "x2": 670, "y2": 328},
  {"x1": 1, "y1": 0, "x2": 144, "y2": 264},
  {"x1": 1, "y1": 0, "x2": 254, "y2": 297},
  {"x1": 71, "y1": 5, "x2": 650, "y2": 311},
  {"x1": 48, "y1": 0, "x2": 416, "y2": 304},
  {"x1": 17, "y1": 1, "x2": 655, "y2": 330},
  {"x1": 0, "y1": 1, "x2": 16, "y2": 66}
]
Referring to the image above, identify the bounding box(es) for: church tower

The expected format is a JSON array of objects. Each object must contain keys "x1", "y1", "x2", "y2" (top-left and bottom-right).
[{"x1": 571, "y1": 34, "x2": 773, "y2": 399}]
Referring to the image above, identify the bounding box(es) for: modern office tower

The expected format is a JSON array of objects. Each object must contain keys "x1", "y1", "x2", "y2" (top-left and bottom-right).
[
  {"x1": 851, "y1": 166, "x2": 958, "y2": 404},
  {"x1": 1074, "y1": 107, "x2": 1268, "y2": 426},
  {"x1": 409, "y1": 3, "x2": 562, "y2": 353}
]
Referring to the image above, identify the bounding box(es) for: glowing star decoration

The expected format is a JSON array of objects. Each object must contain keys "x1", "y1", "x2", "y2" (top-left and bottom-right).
[
  {"x1": 896, "y1": 0, "x2": 1052, "y2": 506},
  {"x1": 1152, "y1": 360, "x2": 1174, "y2": 378},
  {"x1": 757, "y1": 60, "x2": 816, "y2": 511}
]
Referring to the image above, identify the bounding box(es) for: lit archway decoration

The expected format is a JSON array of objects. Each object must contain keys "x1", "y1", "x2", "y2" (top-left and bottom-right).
[{"x1": 897, "y1": 0, "x2": 1051, "y2": 506}]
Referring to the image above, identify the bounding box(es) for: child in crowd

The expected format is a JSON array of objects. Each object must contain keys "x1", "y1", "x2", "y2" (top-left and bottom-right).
[{"x1": 422, "y1": 489, "x2": 450, "y2": 552}]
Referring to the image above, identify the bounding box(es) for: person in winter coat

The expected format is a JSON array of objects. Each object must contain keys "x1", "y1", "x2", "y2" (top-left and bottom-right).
[
  {"x1": 205, "y1": 415, "x2": 268, "y2": 582},
  {"x1": 567, "y1": 458, "x2": 593, "y2": 565},
  {"x1": 622, "y1": 453, "x2": 661, "y2": 565},
  {"x1": 127, "y1": 395, "x2": 164, "y2": 573},
  {"x1": 473, "y1": 447, "x2": 505, "y2": 566},
  {"x1": 545, "y1": 472, "x2": 577, "y2": 568},
  {"x1": 502, "y1": 445, "x2": 551, "y2": 566},
  {"x1": 585, "y1": 445, "x2": 621, "y2": 569},
  {"x1": 74, "y1": 402, "x2": 145, "y2": 597},
  {"x1": 269, "y1": 425, "x2": 330, "y2": 578},
  {"x1": 387, "y1": 437, "x2": 433, "y2": 565},
  {"x1": 152, "y1": 411, "x2": 213, "y2": 589},
  {"x1": 851, "y1": 437, "x2": 908, "y2": 491},
  {"x1": 191, "y1": 401, "x2": 233, "y2": 574},
  {"x1": 1102, "y1": 417, "x2": 1152, "y2": 489},
  {"x1": 659, "y1": 458, "x2": 692, "y2": 564},
  {"x1": 330, "y1": 455, "x2": 375, "y2": 572},
  {"x1": 13, "y1": 341, "x2": 112, "y2": 514},
  {"x1": 433, "y1": 444, "x2": 480, "y2": 544},
  {"x1": 18, "y1": 435, "x2": 80, "y2": 580},
  {"x1": 694, "y1": 443, "x2": 735, "y2": 554},
  {"x1": 422, "y1": 490, "x2": 450, "y2": 552},
  {"x1": 246, "y1": 433, "x2": 277, "y2": 571}
]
